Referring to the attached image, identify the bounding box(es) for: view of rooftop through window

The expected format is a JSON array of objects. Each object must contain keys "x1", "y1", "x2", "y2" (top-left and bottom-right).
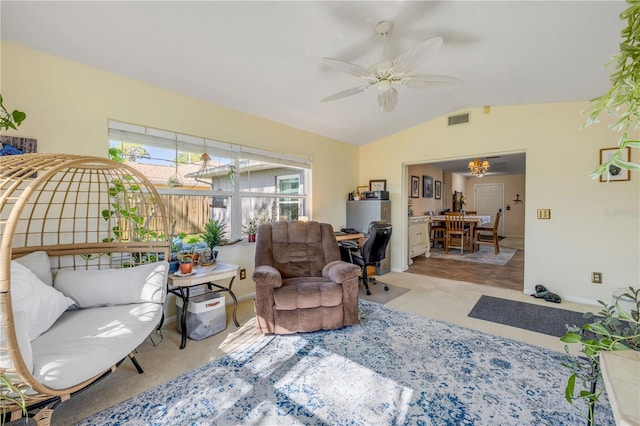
[{"x1": 108, "y1": 121, "x2": 311, "y2": 241}]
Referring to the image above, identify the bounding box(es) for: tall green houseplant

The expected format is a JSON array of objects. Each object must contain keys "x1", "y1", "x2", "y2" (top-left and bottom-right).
[
  {"x1": 202, "y1": 219, "x2": 227, "y2": 254},
  {"x1": 585, "y1": 0, "x2": 640, "y2": 179}
]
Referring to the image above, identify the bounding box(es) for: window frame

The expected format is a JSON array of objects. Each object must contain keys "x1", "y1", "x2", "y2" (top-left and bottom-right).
[{"x1": 108, "y1": 120, "x2": 311, "y2": 241}]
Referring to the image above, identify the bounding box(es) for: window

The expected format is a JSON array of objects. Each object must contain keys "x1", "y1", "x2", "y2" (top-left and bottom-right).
[
  {"x1": 277, "y1": 174, "x2": 301, "y2": 220},
  {"x1": 108, "y1": 121, "x2": 311, "y2": 241}
]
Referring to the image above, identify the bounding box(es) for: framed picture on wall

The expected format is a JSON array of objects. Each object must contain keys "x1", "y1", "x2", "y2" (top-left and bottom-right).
[
  {"x1": 411, "y1": 176, "x2": 420, "y2": 198},
  {"x1": 599, "y1": 147, "x2": 631, "y2": 182},
  {"x1": 434, "y1": 180, "x2": 442, "y2": 199},
  {"x1": 369, "y1": 179, "x2": 387, "y2": 191},
  {"x1": 422, "y1": 175, "x2": 433, "y2": 198}
]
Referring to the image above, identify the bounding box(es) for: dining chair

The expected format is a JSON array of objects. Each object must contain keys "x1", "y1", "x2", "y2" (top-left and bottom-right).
[
  {"x1": 474, "y1": 212, "x2": 502, "y2": 254},
  {"x1": 445, "y1": 212, "x2": 469, "y2": 254},
  {"x1": 429, "y1": 212, "x2": 446, "y2": 248}
]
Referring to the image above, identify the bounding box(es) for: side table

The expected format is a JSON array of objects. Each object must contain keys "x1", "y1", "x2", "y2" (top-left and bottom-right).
[{"x1": 167, "y1": 262, "x2": 240, "y2": 349}]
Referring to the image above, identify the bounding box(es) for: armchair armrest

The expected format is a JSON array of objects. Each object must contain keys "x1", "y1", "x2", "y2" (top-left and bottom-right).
[
  {"x1": 253, "y1": 265, "x2": 283, "y2": 289},
  {"x1": 323, "y1": 260, "x2": 360, "y2": 284}
]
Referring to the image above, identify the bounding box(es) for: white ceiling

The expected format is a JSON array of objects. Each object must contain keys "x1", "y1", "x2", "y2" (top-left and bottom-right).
[{"x1": 1, "y1": 1, "x2": 624, "y2": 154}]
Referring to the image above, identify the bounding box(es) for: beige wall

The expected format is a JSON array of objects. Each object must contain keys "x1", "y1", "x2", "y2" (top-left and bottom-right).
[
  {"x1": 3, "y1": 42, "x2": 639, "y2": 305},
  {"x1": 408, "y1": 164, "x2": 445, "y2": 215},
  {"x1": 1, "y1": 41, "x2": 360, "y2": 300},
  {"x1": 361, "y1": 103, "x2": 639, "y2": 304}
]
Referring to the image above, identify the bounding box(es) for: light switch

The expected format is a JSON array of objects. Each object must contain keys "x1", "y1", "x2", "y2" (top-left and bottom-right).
[{"x1": 537, "y1": 209, "x2": 551, "y2": 219}]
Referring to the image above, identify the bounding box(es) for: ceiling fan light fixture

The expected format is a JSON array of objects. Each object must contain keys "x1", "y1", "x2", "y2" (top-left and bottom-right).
[
  {"x1": 378, "y1": 87, "x2": 398, "y2": 112},
  {"x1": 468, "y1": 158, "x2": 490, "y2": 177},
  {"x1": 321, "y1": 21, "x2": 462, "y2": 112}
]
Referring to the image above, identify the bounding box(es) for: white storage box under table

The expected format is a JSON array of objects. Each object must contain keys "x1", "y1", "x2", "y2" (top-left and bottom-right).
[{"x1": 176, "y1": 291, "x2": 226, "y2": 340}]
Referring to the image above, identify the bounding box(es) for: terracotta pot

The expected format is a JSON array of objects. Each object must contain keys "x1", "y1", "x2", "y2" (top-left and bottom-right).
[
  {"x1": 248, "y1": 234, "x2": 256, "y2": 242},
  {"x1": 179, "y1": 261, "x2": 193, "y2": 274}
]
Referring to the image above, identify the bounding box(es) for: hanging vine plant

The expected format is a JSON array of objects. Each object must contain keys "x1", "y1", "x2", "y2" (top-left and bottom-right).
[{"x1": 586, "y1": 0, "x2": 640, "y2": 179}]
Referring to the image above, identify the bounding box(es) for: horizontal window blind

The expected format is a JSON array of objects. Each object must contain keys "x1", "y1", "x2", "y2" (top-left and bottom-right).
[{"x1": 108, "y1": 120, "x2": 311, "y2": 169}]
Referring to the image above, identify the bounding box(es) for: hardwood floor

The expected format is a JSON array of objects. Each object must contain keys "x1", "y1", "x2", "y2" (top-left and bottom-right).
[{"x1": 407, "y1": 246, "x2": 524, "y2": 291}]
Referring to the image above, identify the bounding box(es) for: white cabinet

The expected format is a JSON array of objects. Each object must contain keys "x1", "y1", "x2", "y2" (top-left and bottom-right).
[{"x1": 409, "y1": 217, "x2": 430, "y2": 259}]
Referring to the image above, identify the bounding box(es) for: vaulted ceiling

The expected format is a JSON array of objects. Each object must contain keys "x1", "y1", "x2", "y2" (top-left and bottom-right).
[{"x1": 1, "y1": 1, "x2": 624, "y2": 150}]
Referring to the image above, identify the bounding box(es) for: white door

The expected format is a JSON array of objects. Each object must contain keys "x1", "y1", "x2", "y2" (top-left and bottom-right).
[{"x1": 474, "y1": 183, "x2": 504, "y2": 236}]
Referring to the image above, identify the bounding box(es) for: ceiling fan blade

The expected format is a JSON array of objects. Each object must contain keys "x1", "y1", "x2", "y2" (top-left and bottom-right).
[
  {"x1": 391, "y1": 36, "x2": 443, "y2": 75},
  {"x1": 401, "y1": 74, "x2": 463, "y2": 89},
  {"x1": 321, "y1": 85, "x2": 371, "y2": 102},
  {"x1": 322, "y1": 57, "x2": 374, "y2": 79},
  {"x1": 377, "y1": 87, "x2": 398, "y2": 112}
]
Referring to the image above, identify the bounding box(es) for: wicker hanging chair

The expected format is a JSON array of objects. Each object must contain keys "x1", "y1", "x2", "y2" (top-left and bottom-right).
[{"x1": 0, "y1": 153, "x2": 169, "y2": 424}]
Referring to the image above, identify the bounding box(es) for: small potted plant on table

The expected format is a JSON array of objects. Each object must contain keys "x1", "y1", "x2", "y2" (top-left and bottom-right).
[{"x1": 202, "y1": 219, "x2": 227, "y2": 262}]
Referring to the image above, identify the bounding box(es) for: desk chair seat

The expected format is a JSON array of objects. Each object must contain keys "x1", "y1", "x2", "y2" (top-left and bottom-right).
[{"x1": 340, "y1": 222, "x2": 392, "y2": 295}]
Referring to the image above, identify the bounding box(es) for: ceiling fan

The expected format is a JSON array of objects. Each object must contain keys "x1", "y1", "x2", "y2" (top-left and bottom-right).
[{"x1": 321, "y1": 21, "x2": 462, "y2": 112}]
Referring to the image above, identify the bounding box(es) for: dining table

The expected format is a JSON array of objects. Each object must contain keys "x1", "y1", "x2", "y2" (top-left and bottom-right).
[{"x1": 424, "y1": 214, "x2": 492, "y2": 256}]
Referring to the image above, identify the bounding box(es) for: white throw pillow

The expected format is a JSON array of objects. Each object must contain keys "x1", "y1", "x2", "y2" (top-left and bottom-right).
[
  {"x1": 10, "y1": 261, "x2": 75, "y2": 341},
  {"x1": 14, "y1": 251, "x2": 53, "y2": 285},
  {"x1": 54, "y1": 261, "x2": 168, "y2": 308}
]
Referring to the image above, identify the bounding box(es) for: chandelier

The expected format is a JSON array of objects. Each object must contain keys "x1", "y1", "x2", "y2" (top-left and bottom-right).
[{"x1": 468, "y1": 158, "x2": 490, "y2": 177}]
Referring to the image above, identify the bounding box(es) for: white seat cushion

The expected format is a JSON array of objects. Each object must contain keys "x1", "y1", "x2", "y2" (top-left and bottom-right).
[{"x1": 30, "y1": 303, "x2": 162, "y2": 390}]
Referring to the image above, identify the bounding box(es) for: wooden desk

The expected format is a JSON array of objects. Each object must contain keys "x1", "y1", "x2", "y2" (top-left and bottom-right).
[
  {"x1": 425, "y1": 215, "x2": 491, "y2": 255},
  {"x1": 167, "y1": 262, "x2": 239, "y2": 349},
  {"x1": 335, "y1": 232, "x2": 365, "y2": 246}
]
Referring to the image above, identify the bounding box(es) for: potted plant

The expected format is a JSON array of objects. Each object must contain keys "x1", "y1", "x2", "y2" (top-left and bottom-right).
[
  {"x1": 244, "y1": 220, "x2": 258, "y2": 242},
  {"x1": 584, "y1": 1, "x2": 639, "y2": 180},
  {"x1": 561, "y1": 287, "x2": 639, "y2": 425},
  {"x1": 202, "y1": 219, "x2": 227, "y2": 261}
]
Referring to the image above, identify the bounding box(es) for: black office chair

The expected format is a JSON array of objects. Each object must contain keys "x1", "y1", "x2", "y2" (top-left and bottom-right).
[{"x1": 339, "y1": 221, "x2": 392, "y2": 295}]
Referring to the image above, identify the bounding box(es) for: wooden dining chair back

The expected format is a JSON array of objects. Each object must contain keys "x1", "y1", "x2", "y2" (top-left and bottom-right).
[
  {"x1": 474, "y1": 212, "x2": 502, "y2": 254},
  {"x1": 444, "y1": 212, "x2": 469, "y2": 254}
]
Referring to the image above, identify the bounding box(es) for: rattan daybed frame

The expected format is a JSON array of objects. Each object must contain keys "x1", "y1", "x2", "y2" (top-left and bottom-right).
[{"x1": 0, "y1": 153, "x2": 169, "y2": 424}]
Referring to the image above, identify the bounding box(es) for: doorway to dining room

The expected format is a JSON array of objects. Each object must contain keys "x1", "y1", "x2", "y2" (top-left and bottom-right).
[{"x1": 405, "y1": 152, "x2": 525, "y2": 291}]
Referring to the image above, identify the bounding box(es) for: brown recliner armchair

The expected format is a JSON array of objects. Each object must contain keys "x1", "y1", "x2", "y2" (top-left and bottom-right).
[{"x1": 253, "y1": 221, "x2": 361, "y2": 334}]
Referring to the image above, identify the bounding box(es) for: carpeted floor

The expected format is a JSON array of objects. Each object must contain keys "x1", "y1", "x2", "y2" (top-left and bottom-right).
[
  {"x1": 468, "y1": 295, "x2": 590, "y2": 337},
  {"x1": 77, "y1": 300, "x2": 614, "y2": 425},
  {"x1": 357, "y1": 281, "x2": 409, "y2": 304},
  {"x1": 428, "y1": 245, "x2": 517, "y2": 265}
]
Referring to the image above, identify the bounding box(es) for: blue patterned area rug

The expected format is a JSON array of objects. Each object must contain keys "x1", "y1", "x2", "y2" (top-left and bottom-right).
[
  {"x1": 77, "y1": 301, "x2": 613, "y2": 425},
  {"x1": 429, "y1": 245, "x2": 517, "y2": 265}
]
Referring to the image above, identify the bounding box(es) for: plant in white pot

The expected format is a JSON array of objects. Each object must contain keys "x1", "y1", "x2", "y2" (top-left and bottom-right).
[{"x1": 202, "y1": 219, "x2": 227, "y2": 262}]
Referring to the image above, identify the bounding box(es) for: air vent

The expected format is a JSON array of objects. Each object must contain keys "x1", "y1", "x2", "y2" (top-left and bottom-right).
[{"x1": 448, "y1": 113, "x2": 469, "y2": 126}]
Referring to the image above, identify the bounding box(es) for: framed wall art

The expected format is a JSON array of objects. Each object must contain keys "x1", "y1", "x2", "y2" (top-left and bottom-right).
[
  {"x1": 599, "y1": 147, "x2": 631, "y2": 182},
  {"x1": 422, "y1": 175, "x2": 433, "y2": 198},
  {"x1": 369, "y1": 179, "x2": 387, "y2": 191},
  {"x1": 434, "y1": 180, "x2": 442, "y2": 200},
  {"x1": 411, "y1": 176, "x2": 419, "y2": 198}
]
